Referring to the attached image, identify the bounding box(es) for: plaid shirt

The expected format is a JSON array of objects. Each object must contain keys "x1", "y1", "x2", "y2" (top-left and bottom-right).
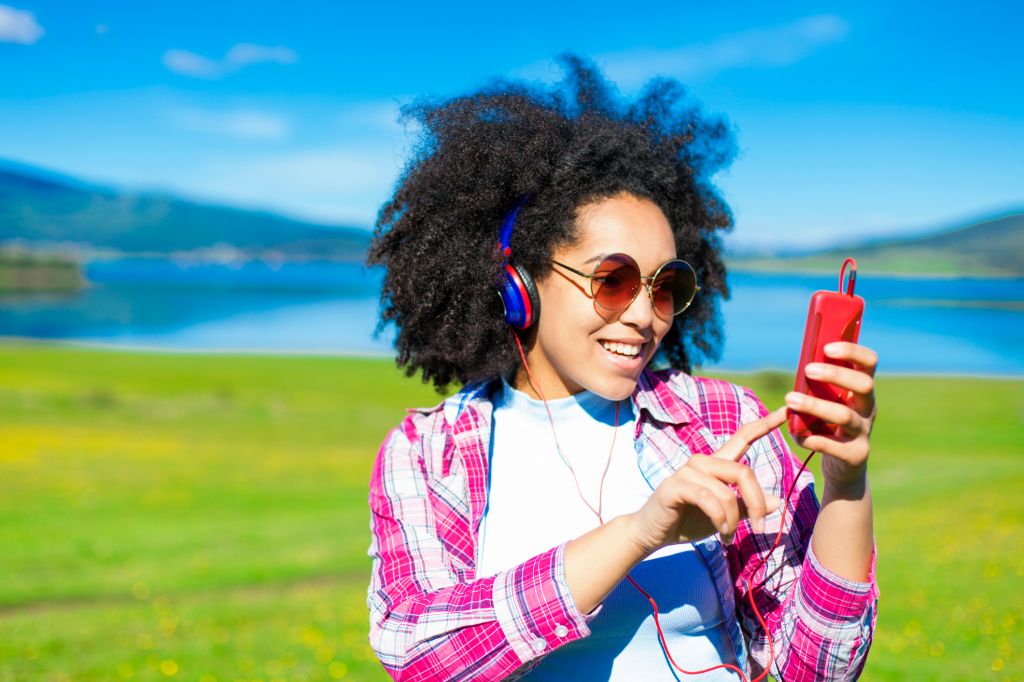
[{"x1": 367, "y1": 367, "x2": 878, "y2": 681}]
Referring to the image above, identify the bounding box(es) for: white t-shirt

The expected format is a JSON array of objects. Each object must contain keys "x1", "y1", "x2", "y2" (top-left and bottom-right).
[{"x1": 477, "y1": 379, "x2": 740, "y2": 680}]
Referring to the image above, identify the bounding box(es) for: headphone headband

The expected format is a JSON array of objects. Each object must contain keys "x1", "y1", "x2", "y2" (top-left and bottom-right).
[{"x1": 497, "y1": 194, "x2": 531, "y2": 259}]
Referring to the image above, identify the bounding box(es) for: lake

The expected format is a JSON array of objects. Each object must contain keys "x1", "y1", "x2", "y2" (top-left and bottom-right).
[{"x1": 1, "y1": 259, "x2": 1021, "y2": 376}]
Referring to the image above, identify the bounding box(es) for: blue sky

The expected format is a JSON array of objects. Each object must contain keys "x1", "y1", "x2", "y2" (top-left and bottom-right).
[{"x1": 1, "y1": 1, "x2": 1022, "y2": 250}]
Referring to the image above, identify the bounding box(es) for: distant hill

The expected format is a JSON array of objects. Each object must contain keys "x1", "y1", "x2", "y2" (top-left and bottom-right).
[
  {"x1": 729, "y1": 210, "x2": 1024, "y2": 277},
  {"x1": 0, "y1": 161, "x2": 372, "y2": 261}
]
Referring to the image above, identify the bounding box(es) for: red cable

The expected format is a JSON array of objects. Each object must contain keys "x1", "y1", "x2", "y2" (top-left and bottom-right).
[
  {"x1": 511, "y1": 332, "x2": 816, "y2": 681},
  {"x1": 512, "y1": 333, "x2": 619, "y2": 520}
]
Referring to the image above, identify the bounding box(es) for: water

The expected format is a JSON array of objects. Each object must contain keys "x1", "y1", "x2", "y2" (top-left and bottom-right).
[
  {"x1": 716, "y1": 272, "x2": 1023, "y2": 375},
  {"x1": 1, "y1": 260, "x2": 1021, "y2": 375},
  {"x1": 0, "y1": 260, "x2": 388, "y2": 354}
]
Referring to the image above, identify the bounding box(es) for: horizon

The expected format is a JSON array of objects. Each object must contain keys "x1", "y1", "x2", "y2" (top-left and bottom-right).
[
  {"x1": 2, "y1": 1, "x2": 1022, "y2": 250},
  {"x1": 3, "y1": 154, "x2": 1021, "y2": 258}
]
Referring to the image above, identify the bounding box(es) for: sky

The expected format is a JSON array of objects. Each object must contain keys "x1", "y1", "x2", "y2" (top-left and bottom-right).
[{"x1": 1, "y1": 1, "x2": 1022, "y2": 251}]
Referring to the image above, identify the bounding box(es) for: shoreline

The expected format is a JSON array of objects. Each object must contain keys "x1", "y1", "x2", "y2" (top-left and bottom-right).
[{"x1": 726, "y1": 265, "x2": 1024, "y2": 280}]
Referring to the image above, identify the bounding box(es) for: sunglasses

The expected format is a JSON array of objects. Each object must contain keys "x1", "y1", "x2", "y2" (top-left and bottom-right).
[{"x1": 551, "y1": 253, "x2": 700, "y2": 318}]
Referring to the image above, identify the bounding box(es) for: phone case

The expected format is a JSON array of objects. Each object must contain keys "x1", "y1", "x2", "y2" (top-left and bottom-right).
[{"x1": 788, "y1": 288, "x2": 864, "y2": 438}]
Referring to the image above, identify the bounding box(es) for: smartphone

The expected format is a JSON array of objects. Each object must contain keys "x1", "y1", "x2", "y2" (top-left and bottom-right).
[{"x1": 788, "y1": 262, "x2": 864, "y2": 438}]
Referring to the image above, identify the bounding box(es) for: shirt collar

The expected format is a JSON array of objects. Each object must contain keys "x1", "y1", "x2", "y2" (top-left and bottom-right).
[
  {"x1": 442, "y1": 367, "x2": 695, "y2": 427},
  {"x1": 629, "y1": 367, "x2": 696, "y2": 426}
]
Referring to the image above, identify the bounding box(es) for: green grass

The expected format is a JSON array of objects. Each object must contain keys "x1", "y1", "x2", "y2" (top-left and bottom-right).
[{"x1": 0, "y1": 343, "x2": 1021, "y2": 681}]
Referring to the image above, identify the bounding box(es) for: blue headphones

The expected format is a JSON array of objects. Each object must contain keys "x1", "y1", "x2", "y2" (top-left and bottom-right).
[{"x1": 495, "y1": 195, "x2": 540, "y2": 329}]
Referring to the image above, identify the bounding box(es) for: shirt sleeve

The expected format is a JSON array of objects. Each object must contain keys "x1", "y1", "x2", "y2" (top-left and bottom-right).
[
  {"x1": 727, "y1": 388, "x2": 879, "y2": 682},
  {"x1": 367, "y1": 420, "x2": 598, "y2": 681}
]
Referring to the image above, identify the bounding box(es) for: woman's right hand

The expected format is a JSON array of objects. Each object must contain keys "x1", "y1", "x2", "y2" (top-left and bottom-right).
[{"x1": 626, "y1": 407, "x2": 787, "y2": 555}]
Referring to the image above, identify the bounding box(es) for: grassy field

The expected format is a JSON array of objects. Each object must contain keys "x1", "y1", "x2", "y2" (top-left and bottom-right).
[{"x1": 0, "y1": 343, "x2": 1021, "y2": 681}]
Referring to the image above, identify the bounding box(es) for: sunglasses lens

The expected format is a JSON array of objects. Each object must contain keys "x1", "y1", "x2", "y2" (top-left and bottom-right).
[
  {"x1": 651, "y1": 260, "x2": 698, "y2": 316},
  {"x1": 592, "y1": 254, "x2": 641, "y2": 310}
]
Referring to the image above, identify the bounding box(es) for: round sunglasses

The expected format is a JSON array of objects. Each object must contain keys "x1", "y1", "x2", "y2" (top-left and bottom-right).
[{"x1": 551, "y1": 253, "x2": 700, "y2": 318}]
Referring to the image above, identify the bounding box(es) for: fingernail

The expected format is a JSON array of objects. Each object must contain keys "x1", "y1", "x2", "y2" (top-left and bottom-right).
[
  {"x1": 824, "y1": 342, "x2": 841, "y2": 355},
  {"x1": 720, "y1": 522, "x2": 730, "y2": 534},
  {"x1": 753, "y1": 517, "x2": 765, "y2": 534},
  {"x1": 785, "y1": 392, "x2": 804, "y2": 408},
  {"x1": 804, "y1": 363, "x2": 824, "y2": 378}
]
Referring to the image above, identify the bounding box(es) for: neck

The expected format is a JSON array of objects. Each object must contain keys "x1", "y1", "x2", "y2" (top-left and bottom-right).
[
  {"x1": 511, "y1": 331, "x2": 583, "y2": 400},
  {"x1": 511, "y1": 365, "x2": 583, "y2": 401}
]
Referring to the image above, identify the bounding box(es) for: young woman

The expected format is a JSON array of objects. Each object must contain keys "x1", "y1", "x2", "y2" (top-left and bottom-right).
[{"x1": 365, "y1": 55, "x2": 878, "y2": 681}]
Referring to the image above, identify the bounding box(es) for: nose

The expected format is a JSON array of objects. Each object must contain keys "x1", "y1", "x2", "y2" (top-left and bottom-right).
[{"x1": 616, "y1": 282, "x2": 656, "y2": 329}]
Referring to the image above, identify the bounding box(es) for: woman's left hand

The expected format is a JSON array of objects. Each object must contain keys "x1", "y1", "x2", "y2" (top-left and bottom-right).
[{"x1": 785, "y1": 341, "x2": 878, "y2": 487}]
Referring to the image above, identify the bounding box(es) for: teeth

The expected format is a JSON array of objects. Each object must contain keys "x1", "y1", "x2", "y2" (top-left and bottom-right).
[{"x1": 601, "y1": 341, "x2": 641, "y2": 357}]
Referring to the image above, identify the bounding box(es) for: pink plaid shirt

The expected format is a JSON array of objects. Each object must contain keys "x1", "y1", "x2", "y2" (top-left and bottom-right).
[{"x1": 367, "y1": 367, "x2": 878, "y2": 681}]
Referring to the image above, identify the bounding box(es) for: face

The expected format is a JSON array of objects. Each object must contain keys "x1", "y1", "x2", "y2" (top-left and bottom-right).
[{"x1": 516, "y1": 192, "x2": 679, "y2": 401}]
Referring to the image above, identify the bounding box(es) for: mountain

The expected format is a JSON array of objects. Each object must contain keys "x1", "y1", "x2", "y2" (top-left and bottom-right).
[
  {"x1": 0, "y1": 161, "x2": 372, "y2": 261},
  {"x1": 729, "y1": 210, "x2": 1024, "y2": 277}
]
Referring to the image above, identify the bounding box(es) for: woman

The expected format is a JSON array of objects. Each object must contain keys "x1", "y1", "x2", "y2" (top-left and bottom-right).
[{"x1": 366, "y1": 55, "x2": 878, "y2": 681}]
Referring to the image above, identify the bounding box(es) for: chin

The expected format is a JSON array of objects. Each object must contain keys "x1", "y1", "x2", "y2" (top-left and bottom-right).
[
  {"x1": 582, "y1": 354, "x2": 653, "y2": 401},
  {"x1": 590, "y1": 374, "x2": 641, "y2": 402}
]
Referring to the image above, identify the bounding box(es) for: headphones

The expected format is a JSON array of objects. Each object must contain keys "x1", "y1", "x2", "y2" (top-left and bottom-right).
[{"x1": 495, "y1": 195, "x2": 541, "y2": 329}]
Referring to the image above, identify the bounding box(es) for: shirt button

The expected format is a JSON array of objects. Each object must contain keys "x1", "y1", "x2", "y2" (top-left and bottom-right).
[
  {"x1": 533, "y1": 637, "x2": 547, "y2": 652},
  {"x1": 554, "y1": 624, "x2": 569, "y2": 638}
]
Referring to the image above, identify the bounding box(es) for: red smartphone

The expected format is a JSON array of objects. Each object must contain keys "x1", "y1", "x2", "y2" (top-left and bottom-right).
[{"x1": 788, "y1": 259, "x2": 864, "y2": 438}]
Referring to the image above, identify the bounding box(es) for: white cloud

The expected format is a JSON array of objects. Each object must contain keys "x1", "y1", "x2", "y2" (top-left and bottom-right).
[
  {"x1": 602, "y1": 14, "x2": 849, "y2": 87},
  {"x1": 515, "y1": 15, "x2": 849, "y2": 89},
  {"x1": 225, "y1": 43, "x2": 297, "y2": 68},
  {"x1": 0, "y1": 4, "x2": 43, "y2": 44},
  {"x1": 162, "y1": 43, "x2": 298, "y2": 79},
  {"x1": 171, "y1": 107, "x2": 290, "y2": 140},
  {"x1": 163, "y1": 50, "x2": 222, "y2": 79}
]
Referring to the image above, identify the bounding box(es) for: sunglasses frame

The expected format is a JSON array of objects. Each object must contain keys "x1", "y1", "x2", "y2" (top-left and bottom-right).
[{"x1": 551, "y1": 254, "x2": 700, "y2": 318}]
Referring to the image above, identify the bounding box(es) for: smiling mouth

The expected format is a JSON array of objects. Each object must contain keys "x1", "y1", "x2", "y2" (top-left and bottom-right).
[{"x1": 599, "y1": 340, "x2": 645, "y2": 357}]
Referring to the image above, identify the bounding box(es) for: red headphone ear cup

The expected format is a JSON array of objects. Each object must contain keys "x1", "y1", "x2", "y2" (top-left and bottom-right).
[{"x1": 511, "y1": 262, "x2": 540, "y2": 328}]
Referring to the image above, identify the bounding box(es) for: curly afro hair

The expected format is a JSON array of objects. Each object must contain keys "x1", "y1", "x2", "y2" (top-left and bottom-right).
[{"x1": 367, "y1": 54, "x2": 736, "y2": 394}]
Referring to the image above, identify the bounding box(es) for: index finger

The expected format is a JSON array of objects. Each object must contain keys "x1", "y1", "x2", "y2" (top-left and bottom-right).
[
  {"x1": 823, "y1": 342, "x2": 879, "y2": 377},
  {"x1": 713, "y1": 406, "x2": 787, "y2": 462}
]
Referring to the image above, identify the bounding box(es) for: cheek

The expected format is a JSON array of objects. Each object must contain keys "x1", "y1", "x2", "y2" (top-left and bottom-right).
[
  {"x1": 537, "y1": 296, "x2": 604, "y2": 361},
  {"x1": 541, "y1": 284, "x2": 597, "y2": 329},
  {"x1": 650, "y1": 319, "x2": 674, "y2": 351}
]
